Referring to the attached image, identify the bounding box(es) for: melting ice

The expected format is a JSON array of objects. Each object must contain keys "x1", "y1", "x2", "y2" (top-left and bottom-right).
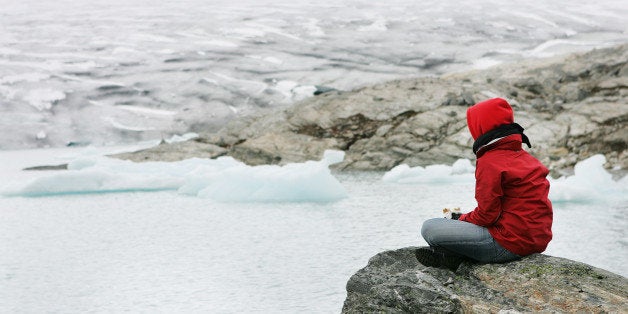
[
  {"x1": 1, "y1": 150, "x2": 347, "y2": 202},
  {"x1": 383, "y1": 159, "x2": 475, "y2": 185},
  {"x1": 3, "y1": 151, "x2": 625, "y2": 205},
  {"x1": 382, "y1": 155, "x2": 627, "y2": 204},
  {"x1": 549, "y1": 155, "x2": 628, "y2": 203}
]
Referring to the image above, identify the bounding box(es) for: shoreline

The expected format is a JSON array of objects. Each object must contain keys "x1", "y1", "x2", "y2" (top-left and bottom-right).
[
  {"x1": 7, "y1": 44, "x2": 626, "y2": 178},
  {"x1": 104, "y1": 44, "x2": 627, "y2": 177}
]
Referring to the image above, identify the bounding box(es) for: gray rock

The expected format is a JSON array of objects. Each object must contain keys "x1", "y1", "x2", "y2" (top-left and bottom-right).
[
  {"x1": 342, "y1": 247, "x2": 628, "y2": 313},
  {"x1": 111, "y1": 139, "x2": 228, "y2": 162},
  {"x1": 228, "y1": 132, "x2": 340, "y2": 166},
  {"x1": 23, "y1": 164, "x2": 68, "y2": 171},
  {"x1": 50, "y1": 44, "x2": 625, "y2": 175},
  {"x1": 209, "y1": 44, "x2": 626, "y2": 172}
]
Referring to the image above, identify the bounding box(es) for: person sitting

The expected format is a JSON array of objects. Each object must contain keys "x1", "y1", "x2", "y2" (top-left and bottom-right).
[{"x1": 416, "y1": 97, "x2": 553, "y2": 270}]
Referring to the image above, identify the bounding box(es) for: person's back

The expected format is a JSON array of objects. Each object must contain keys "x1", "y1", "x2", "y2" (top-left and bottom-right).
[
  {"x1": 461, "y1": 133, "x2": 553, "y2": 256},
  {"x1": 416, "y1": 97, "x2": 553, "y2": 270}
]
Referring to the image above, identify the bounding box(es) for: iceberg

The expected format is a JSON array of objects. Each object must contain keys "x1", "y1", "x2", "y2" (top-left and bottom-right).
[
  {"x1": 2, "y1": 150, "x2": 348, "y2": 203},
  {"x1": 549, "y1": 154, "x2": 628, "y2": 204},
  {"x1": 382, "y1": 159, "x2": 475, "y2": 185},
  {"x1": 381, "y1": 155, "x2": 627, "y2": 204}
]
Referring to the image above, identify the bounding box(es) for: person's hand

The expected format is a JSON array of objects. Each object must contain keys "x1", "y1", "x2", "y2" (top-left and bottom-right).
[{"x1": 442, "y1": 207, "x2": 462, "y2": 219}]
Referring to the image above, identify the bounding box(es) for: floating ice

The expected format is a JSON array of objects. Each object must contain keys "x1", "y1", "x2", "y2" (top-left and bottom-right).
[
  {"x1": 177, "y1": 151, "x2": 346, "y2": 202},
  {"x1": 549, "y1": 155, "x2": 627, "y2": 203},
  {"x1": 1, "y1": 150, "x2": 347, "y2": 202},
  {"x1": 321, "y1": 150, "x2": 345, "y2": 166},
  {"x1": 382, "y1": 159, "x2": 475, "y2": 184},
  {"x1": 382, "y1": 155, "x2": 627, "y2": 204}
]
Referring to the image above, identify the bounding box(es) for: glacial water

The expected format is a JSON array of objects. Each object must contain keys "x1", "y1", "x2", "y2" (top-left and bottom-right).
[{"x1": 0, "y1": 146, "x2": 626, "y2": 313}]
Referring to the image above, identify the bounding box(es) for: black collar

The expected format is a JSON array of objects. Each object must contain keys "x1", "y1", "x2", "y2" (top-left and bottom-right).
[{"x1": 473, "y1": 123, "x2": 531, "y2": 155}]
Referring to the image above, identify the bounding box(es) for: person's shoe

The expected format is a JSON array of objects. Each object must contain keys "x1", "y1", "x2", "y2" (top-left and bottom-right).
[
  {"x1": 415, "y1": 247, "x2": 464, "y2": 271},
  {"x1": 415, "y1": 247, "x2": 441, "y2": 267},
  {"x1": 441, "y1": 254, "x2": 464, "y2": 271}
]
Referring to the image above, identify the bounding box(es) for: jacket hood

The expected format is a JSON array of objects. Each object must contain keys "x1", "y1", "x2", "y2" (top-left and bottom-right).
[{"x1": 466, "y1": 98, "x2": 514, "y2": 140}]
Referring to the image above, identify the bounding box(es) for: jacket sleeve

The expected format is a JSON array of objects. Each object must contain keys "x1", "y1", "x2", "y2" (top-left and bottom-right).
[{"x1": 459, "y1": 160, "x2": 504, "y2": 226}]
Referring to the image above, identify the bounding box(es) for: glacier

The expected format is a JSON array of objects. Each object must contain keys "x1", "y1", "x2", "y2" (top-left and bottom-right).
[{"x1": 1, "y1": 0, "x2": 627, "y2": 149}]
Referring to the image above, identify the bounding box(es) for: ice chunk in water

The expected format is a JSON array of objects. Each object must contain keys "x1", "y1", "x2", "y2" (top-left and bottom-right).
[
  {"x1": 382, "y1": 159, "x2": 475, "y2": 184},
  {"x1": 2, "y1": 150, "x2": 347, "y2": 202},
  {"x1": 549, "y1": 155, "x2": 627, "y2": 203}
]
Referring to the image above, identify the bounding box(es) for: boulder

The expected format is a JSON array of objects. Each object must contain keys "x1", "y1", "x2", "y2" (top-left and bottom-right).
[{"x1": 342, "y1": 247, "x2": 628, "y2": 313}]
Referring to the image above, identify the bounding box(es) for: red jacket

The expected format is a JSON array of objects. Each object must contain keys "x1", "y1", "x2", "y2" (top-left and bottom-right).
[{"x1": 459, "y1": 98, "x2": 553, "y2": 256}]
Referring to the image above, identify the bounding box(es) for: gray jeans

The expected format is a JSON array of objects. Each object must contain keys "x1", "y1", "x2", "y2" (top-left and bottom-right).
[{"x1": 421, "y1": 218, "x2": 520, "y2": 263}]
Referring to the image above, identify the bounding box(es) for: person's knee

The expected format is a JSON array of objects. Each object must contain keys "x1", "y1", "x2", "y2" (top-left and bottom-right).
[{"x1": 421, "y1": 218, "x2": 441, "y2": 244}]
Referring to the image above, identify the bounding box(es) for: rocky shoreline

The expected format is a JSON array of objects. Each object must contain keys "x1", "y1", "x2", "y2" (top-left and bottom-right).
[{"x1": 111, "y1": 44, "x2": 627, "y2": 177}]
